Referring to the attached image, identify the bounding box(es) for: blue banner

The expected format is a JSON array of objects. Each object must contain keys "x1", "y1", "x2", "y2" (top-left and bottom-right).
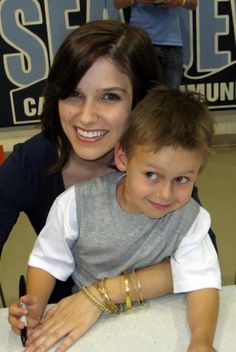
[
  {"x1": 0, "y1": 0, "x2": 235, "y2": 126},
  {"x1": 181, "y1": 0, "x2": 236, "y2": 111}
]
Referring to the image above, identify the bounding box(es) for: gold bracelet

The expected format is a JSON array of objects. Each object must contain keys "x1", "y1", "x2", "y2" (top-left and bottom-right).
[
  {"x1": 133, "y1": 270, "x2": 144, "y2": 305},
  {"x1": 97, "y1": 279, "x2": 121, "y2": 314},
  {"x1": 82, "y1": 286, "x2": 112, "y2": 313},
  {"x1": 123, "y1": 272, "x2": 132, "y2": 309},
  {"x1": 129, "y1": 271, "x2": 144, "y2": 305}
]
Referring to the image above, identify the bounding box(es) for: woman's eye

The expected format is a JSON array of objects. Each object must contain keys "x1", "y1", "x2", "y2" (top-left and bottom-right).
[
  {"x1": 69, "y1": 91, "x2": 81, "y2": 98},
  {"x1": 103, "y1": 93, "x2": 120, "y2": 101},
  {"x1": 145, "y1": 172, "x2": 158, "y2": 180},
  {"x1": 175, "y1": 176, "x2": 189, "y2": 184}
]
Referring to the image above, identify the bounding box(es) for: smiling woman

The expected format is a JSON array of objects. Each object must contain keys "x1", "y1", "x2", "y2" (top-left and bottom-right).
[
  {"x1": 58, "y1": 57, "x2": 133, "y2": 167},
  {"x1": 41, "y1": 19, "x2": 161, "y2": 177}
]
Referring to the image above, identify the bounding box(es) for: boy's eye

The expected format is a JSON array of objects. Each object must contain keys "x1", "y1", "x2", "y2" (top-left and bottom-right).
[
  {"x1": 145, "y1": 172, "x2": 158, "y2": 180},
  {"x1": 175, "y1": 176, "x2": 189, "y2": 184}
]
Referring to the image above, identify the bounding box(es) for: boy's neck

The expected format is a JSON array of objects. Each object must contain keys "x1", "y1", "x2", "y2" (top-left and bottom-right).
[{"x1": 116, "y1": 176, "x2": 138, "y2": 214}]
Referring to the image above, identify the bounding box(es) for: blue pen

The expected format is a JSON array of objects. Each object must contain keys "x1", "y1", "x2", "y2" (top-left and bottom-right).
[{"x1": 19, "y1": 275, "x2": 27, "y2": 347}]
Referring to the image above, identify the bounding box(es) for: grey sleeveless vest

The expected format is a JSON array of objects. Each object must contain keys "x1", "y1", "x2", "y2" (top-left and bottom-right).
[{"x1": 72, "y1": 172, "x2": 200, "y2": 289}]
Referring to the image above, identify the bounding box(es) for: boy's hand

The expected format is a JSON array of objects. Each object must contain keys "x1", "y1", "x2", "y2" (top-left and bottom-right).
[{"x1": 8, "y1": 294, "x2": 42, "y2": 335}]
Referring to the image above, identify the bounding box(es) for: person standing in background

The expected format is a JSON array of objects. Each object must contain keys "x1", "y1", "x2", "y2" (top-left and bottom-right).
[{"x1": 113, "y1": 0, "x2": 198, "y2": 88}]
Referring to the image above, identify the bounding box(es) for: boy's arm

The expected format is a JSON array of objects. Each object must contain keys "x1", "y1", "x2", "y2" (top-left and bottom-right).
[
  {"x1": 187, "y1": 288, "x2": 219, "y2": 352},
  {"x1": 27, "y1": 266, "x2": 56, "y2": 318}
]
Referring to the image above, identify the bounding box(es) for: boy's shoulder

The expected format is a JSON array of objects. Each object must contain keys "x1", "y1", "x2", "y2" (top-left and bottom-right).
[
  {"x1": 177, "y1": 198, "x2": 200, "y2": 219},
  {"x1": 74, "y1": 170, "x2": 124, "y2": 195},
  {"x1": 164, "y1": 198, "x2": 201, "y2": 231}
]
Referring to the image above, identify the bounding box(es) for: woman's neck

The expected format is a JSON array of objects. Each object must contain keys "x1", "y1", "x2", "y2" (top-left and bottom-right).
[{"x1": 62, "y1": 150, "x2": 115, "y2": 189}]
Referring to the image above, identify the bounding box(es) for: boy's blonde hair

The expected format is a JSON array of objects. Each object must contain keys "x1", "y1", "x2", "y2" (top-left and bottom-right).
[{"x1": 120, "y1": 85, "x2": 214, "y2": 170}]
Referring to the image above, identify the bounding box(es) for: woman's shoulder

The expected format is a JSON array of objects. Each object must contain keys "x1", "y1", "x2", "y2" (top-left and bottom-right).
[
  {"x1": 12, "y1": 132, "x2": 58, "y2": 168},
  {"x1": 14, "y1": 132, "x2": 56, "y2": 154}
]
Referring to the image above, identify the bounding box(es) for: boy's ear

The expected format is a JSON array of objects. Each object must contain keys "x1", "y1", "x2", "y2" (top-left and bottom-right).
[{"x1": 114, "y1": 143, "x2": 128, "y2": 172}]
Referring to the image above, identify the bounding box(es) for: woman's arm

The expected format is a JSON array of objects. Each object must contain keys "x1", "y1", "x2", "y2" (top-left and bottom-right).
[
  {"x1": 23, "y1": 260, "x2": 172, "y2": 352},
  {"x1": 106, "y1": 259, "x2": 173, "y2": 303}
]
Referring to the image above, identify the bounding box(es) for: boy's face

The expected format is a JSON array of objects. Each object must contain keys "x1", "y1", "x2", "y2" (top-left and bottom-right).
[{"x1": 115, "y1": 144, "x2": 203, "y2": 219}]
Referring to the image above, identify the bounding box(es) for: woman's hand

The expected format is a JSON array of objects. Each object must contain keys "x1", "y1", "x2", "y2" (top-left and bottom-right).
[
  {"x1": 24, "y1": 291, "x2": 102, "y2": 352},
  {"x1": 8, "y1": 295, "x2": 42, "y2": 335}
]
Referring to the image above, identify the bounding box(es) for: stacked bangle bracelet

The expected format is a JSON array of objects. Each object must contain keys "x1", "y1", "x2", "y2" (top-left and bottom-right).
[
  {"x1": 123, "y1": 272, "x2": 132, "y2": 309},
  {"x1": 82, "y1": 279, "x2": 121, "y2": 314},
  {"x1": 97, "y1": 279, "x2": 121, "y2": 314},
  {"x1": 82, "y1": 271, "x2": 145, "y2": 315},
  {"x1": 82, "y1": 286, "x2": 113, "y2": 313}
]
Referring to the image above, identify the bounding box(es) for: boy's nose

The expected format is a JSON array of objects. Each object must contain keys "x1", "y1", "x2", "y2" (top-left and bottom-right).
[{"x1": 156, "y1": 182, "x2": 172, "y2": 201}]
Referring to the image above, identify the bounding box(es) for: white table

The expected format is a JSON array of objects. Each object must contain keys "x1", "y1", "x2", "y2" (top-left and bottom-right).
[{"x1": 0, "y1": 286, "x2": 235, "y2": 352}]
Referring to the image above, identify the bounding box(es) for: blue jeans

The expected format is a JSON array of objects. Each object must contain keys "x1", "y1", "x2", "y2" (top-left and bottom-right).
[{"x1": 154, "y1": 45, "x2": 183, "y2": 88}]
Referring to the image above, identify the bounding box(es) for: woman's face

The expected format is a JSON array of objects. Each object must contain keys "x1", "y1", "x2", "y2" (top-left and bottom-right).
[{"x1": 59, "y1": 57, "x2": 133, "y2": 161}]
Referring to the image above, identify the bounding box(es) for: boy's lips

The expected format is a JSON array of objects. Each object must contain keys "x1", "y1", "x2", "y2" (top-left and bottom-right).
[{"x1": 148, "y1": 199, "x2": 171, "y2": 210}]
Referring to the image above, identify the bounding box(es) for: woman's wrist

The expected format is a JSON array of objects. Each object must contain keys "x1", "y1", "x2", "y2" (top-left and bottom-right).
[
  {"x1": 82, "y1": 272, "x2": 145, "y2": 315},
  {"x1": 90, "y1": 260, "x2": 173, "y2": 309},
  {"x1": 92, "y1": 272, "x2": 144, "y2": 306},
  {"x1": 101, "y1": 274, "x2": 125, "y2": 304}
]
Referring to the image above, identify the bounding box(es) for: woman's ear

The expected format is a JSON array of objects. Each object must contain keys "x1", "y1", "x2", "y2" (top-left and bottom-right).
[{"x1": 114, "y1": 143, "x2": 128, "y2": 172}]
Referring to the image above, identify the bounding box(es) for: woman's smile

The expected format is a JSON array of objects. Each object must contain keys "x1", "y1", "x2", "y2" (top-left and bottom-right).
[
  {"x1": 59, "y1": 57, "x2": 133, "y2": 161},
  {"x1": 74, "y1": 127, "x2": 108, "y2": 142}
]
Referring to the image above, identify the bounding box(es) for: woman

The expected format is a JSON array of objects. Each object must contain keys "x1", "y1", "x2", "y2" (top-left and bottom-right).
[
  {"x1": 1, "y1": 19, "x2": 162, "y2": 303},
  {"x1": 6, "y1": 20, "x2": 215, "y2": 352}
]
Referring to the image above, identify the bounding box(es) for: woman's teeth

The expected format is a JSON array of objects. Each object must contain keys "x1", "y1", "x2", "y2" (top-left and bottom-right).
[{"x1": 77, "y1": 128, "x2": 106, "y2": 138}]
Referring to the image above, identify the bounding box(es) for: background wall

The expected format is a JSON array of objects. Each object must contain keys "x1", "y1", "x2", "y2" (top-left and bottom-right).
[{"x1": 0, "y1": 0, "x2": 236, "y2": 149}]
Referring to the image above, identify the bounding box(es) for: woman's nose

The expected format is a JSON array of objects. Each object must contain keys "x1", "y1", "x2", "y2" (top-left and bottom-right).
[{"x1": 79, "y1": 99, "x2": 98, "y2": 125}]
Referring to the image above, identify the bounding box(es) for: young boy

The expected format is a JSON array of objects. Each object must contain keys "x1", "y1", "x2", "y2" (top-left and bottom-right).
[{"x1": 21, "y1": 86, "x2": 221, "y2": 351}]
